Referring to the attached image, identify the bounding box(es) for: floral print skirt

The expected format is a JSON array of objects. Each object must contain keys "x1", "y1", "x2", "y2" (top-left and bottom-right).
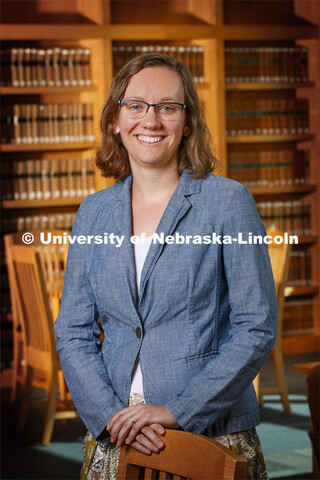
[{"x1": 80, "y1": 393, "x2": 268, "y2": 480}]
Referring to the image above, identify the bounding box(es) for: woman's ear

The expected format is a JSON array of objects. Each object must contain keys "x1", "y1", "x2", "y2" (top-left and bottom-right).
[
  {"x1": 114, "y1": 125, "x2": 120, "y2": 135},
  {"x1": 183, "y1": 125, "x2": 190, "y2": 136}
]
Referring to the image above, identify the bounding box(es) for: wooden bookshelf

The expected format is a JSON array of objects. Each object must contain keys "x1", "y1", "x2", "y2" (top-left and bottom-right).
[
  {"x1": 0, "y1": 11, "x2": 107, "y2": 369},
  {"x1": 285, "y1": 286, "x2": 319, "y2": 297},
  {"x1": 226, "y1": 82, "x2": 315, "y2": 91},
  {"x1": 1, "y1": 197, "x2": 87, "y2": 209},
  {"x1": 0, "y1": 142, "x2": 95, "y2": 152},
  {"x1": 250, "y1": 185, "x2": 316, "y2": 197},
  {"x1": 227, "y1": 134, "x2": 315, "y2": 144},
  {"x1": 0, "y1": 0, "x2": 319, "y2": 360},
  {"x1": 222, "y1": 1, "x2": 319, "y2": 353},
  {"x1": 283, "y1": 334, "x2": 319, "y2": 355},
  {"x1": 0, "y1": 86, "x2": 98, "y2": 95}
]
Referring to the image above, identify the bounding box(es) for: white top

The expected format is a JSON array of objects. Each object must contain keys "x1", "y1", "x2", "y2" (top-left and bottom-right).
[{"x1": 130, "y1": 235, "x2": 153, "y2": 395}]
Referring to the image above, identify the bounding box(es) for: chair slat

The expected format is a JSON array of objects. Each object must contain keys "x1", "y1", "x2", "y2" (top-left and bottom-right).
[{"x1": 144, "y1": 468, "x2": 157, "y2": 480}]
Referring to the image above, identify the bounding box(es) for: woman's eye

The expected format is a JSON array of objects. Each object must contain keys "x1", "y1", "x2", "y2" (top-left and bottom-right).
[
  {"x1": 159, "y1": 105, "x2": 174, "y2": 112},
  {"x1": 129, "y1": 104, "x2": 143, "y2": 110}
]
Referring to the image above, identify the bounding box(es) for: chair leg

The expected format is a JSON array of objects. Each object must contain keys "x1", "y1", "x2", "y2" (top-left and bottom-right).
[
  {"x1": 11, "y1": 343, "x2": 20, "y2": 402},
  {"x1": 273, "y1": 348, "x2": 291, "y2": 415},
  {"x1": 16, "y1": 365, "x2": 33, "y2": 432},
  {"x1": 42, "y1": 372, "x2": 58, "y2": 445},
  {"x1": 58, "y1": 370, "x2": 66, "y2": 401},
  {"x1": 11, "y1": 337, "x2": 24, "y2": 402}
]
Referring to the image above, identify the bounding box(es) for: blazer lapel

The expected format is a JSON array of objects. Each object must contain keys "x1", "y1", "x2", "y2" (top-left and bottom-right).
[
  {"x1": 111, "y1": 174, "x2": 140, "y2": 318},
  {"x1": 139, "y1": 172, "x2": 202, "y2": 306}
]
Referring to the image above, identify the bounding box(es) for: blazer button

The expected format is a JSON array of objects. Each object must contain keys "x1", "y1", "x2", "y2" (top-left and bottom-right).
[{"x1": 135, "y1": 327, "x2": 142, "y2": 338}]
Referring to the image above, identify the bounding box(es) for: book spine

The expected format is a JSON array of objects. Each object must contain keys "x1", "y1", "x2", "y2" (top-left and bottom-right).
[
  {"x1": 60, "y1": 158, "x2": 69, "y2": 198},
  {"x1": 17, "y1": 48, "x2": 25, "y2": 86},
  {"x1": 53, "y1": 48, "x2": 61, "y2": 86},
  {"x1": 26, "y1": 159, "x2": 36, "y2": 200},
  {"x1": 24, "y1": 48, "x2": 32, "y2": 86},
  {"x1": 83, "y1": 48, "x2": 92, "y2": 86},
  {"x1": 50, "y1": 159, "x2": 61, "y2": 198}
]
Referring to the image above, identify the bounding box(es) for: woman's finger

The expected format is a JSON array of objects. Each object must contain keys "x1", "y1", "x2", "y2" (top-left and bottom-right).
[
  {"x1": 107, "y1": 406, "x2": 136, "y2": 431},
  {"x1": 130, "y1": 440, "x2": 152, "y2": 456},
  {"x1": 139, "y1": 426, "x2": 165, "y2": 449},
  {"x1": 124, "y1": 417, "x2": 151, "y2": 445},
  {"x1": 109, "y1": 409, "x2": 138, "y2": 442},
  {"x1": 133, "y1": 432, "x2": 161, "y2": 452},
  {"x1": 116, "y1": 417, "x2": 137, "y2": 446},
  {"x1": 149, "y1": 423, "x2": 166, "y2": 436}
]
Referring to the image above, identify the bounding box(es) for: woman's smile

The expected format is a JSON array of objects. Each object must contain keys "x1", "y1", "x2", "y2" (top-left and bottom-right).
[{"x1": 136, "y1": 135, "x2": 165, "y2": 144}]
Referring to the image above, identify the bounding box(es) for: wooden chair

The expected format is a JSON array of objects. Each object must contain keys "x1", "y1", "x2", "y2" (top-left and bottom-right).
[
  {"x1": 9, "y1": 244, "x2": 77, "y2": 445},
  {"x1": 117, "y1": 429, "x2": 248, "y2": 480},
  {"x1": 253, "y1": 230, "x2": 292, "y2": 415},
  {"x1": 4, "y1": 230, "x2": 68, "y2": 402}
]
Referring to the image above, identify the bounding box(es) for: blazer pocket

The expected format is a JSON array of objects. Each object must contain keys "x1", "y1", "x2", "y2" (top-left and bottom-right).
[{"x1": 185, "y1": 350, "x2": 218, "y2": 362}]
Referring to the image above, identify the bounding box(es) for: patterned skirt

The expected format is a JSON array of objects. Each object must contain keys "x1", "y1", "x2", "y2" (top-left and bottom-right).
[{"x1": 80, "y1": 394, "x2": 268, "y2": 480}]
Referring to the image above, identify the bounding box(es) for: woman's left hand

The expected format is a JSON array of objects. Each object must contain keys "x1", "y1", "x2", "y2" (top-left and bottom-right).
[{"x1": 107, "y1": 404, "x2": 180, "y2": 446}]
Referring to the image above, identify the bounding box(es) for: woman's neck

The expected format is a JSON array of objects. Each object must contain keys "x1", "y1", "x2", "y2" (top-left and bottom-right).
[{"x1": 131, "y1": 165, "x2": 181, "y2": 204}]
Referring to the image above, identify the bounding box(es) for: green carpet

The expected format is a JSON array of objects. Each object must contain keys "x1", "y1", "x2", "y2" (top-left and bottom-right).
[{"x1": 257, "y1": 394, "x2": 312, "y2": 479}]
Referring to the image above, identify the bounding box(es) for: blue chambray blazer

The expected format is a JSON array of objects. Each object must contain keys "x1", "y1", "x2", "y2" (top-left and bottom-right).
[{"x1": 54, "y1": 170, "x2": 277, "y2": 441}]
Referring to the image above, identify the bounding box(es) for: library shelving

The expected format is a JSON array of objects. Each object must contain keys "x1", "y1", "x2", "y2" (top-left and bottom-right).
[{"x1": 0, "y1": 0, "x2": 319, "y2": 367}]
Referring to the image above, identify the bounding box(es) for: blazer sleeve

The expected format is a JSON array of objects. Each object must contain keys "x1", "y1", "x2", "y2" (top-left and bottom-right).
[
  {"x1": 165, "y1": 183, "x2": 278, "y2": 434},
  {"x1": 54, "y1": 197, "x2": 126, "y2": 440}
]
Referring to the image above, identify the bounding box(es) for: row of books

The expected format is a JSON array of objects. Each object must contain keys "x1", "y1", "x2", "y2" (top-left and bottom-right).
[
  {"x1": 1, "y1": 103, "x2": 94, "y2": 144},
  {"x1": 0, "y1": 44, "x2": 310, "y2": 87},
  {"x1": 2, "y1": 212, "x2": 76, "y2": 233},
  {"x1": 0, "y1": 47, "x2": 92, "y2": 87},
  {"x1": 113, "y1": 44, "x2": 204, "y2": 83},
  {"x1": 226, "y1": 98, "x2": 309, "y2": 136},
  {"x1": 256, "y1": 200, "x2": 311, "y2": 236},
  {"x1": 1, "y1": 158, "x2": 95, "y2": 201},
  {"x1": 287, "y1": 251, "x2": 312, "y2": 287},
  {"x1": 228, "y1": 150, "x2": 308, "y2": 187},
  {"x1": 283, "y1": 299, "x2": 313, "y2": 337},
  {"x1": 225, "y1": 46, "x2": 308, "y2": 83}
]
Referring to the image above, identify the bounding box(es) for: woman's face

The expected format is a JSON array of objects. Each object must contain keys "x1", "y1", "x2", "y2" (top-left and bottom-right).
[{"x1": 115, "y1": 66, "x2": 187, "y2": 171}]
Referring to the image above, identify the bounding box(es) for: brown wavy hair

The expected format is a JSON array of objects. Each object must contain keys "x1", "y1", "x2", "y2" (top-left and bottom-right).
[{"x1": 95, "y1": 53, "x2": 218, "y2": 181}]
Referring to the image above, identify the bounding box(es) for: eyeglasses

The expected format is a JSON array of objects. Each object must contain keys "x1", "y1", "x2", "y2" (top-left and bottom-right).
[{"x1": 118, "y1": 99, "x2": 187, "y2": 119}]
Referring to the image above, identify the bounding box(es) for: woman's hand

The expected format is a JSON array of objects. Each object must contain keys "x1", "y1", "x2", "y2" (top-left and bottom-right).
[
  {"x1": 107, "y1": 404, "x2": 180, "y2": 448},
  {"x1": 128, "y1": 423, "x2": 165, "y2": 455}
]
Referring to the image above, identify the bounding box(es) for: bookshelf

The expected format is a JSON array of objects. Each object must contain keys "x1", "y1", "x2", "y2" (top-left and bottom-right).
[
  {"x1": 221, "y1": 1, "x2": 319, "y2": 354},
  {"x1": 0, "y1": 0, "x2": 319, "y2": 368},
  {"x1": 0, "y1": 2, "x2": 108, "y2": 370}
]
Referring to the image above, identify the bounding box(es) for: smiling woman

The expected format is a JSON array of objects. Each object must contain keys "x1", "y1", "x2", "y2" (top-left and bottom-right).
[
  {"x1": 95, "y1": 54, "x2": 215, "y2": 181},
  {"x1": 54, "y1": 53, "x2": 277, "y2": 480}
]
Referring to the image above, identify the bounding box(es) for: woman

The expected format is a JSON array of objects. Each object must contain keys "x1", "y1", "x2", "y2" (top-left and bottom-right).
[{"x1": 54, "y1": 53, "x2": 277, "y2": 480}]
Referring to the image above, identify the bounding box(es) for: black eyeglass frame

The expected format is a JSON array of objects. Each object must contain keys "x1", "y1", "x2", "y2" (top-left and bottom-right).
[{"x1": 118, "y1": 99, "x2": 187, "y2": 116}]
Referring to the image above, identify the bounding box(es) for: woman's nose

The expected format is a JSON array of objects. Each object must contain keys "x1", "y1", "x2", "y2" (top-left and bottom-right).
[{"x1": 141, "y1": 106, "x2": 162, "y2": 127}]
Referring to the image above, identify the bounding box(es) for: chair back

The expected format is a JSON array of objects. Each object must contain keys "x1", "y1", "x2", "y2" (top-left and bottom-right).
[
  {"x1": 4, "y1": 230, "x2": 68, "y2": 294},
  {"x1": 117, "y1": 429, "x2": 248, "y2": 480},
  {"x1": 10, "y1": 245, "x2": 57, "y2": 373},
  {"x1": 267, "y1": 230, "x2": 292, "y2": 347}
]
